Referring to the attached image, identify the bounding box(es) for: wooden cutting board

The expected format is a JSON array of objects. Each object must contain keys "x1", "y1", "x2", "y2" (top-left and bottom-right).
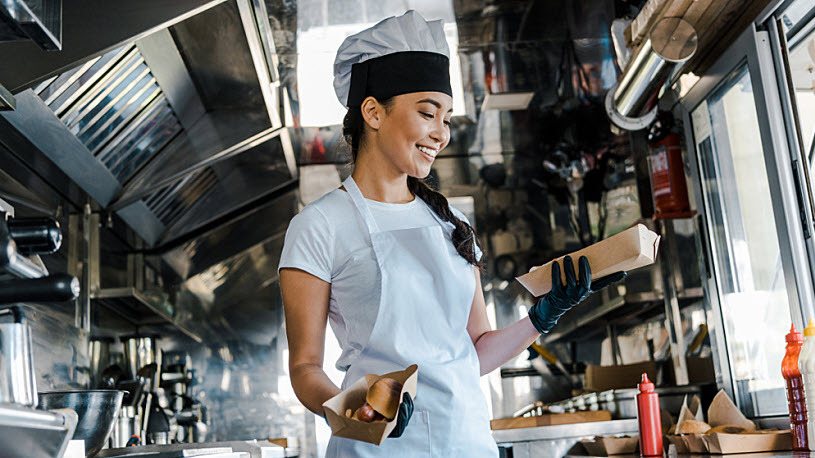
[{"x1": 490, "y1": 410, "x2": 612, "y2": 430}]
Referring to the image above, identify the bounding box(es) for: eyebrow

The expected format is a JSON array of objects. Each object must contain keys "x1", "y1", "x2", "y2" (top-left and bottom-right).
[{"x1": 417, "y1": 98, "x2": 454, "y2": 113}]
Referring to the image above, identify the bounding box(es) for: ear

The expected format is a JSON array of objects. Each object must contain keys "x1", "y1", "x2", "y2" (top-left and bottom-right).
[{"x1": 360, "y1": 96, "x2": 383, "y2": 130}]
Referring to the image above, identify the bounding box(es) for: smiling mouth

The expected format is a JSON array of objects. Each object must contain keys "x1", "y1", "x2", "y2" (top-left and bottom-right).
[{"x1": 417, "y1": 145, "x2": 438, "y2": 160}]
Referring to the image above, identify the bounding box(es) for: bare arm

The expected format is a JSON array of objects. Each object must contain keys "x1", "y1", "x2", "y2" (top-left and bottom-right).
[
  {"x1": 466, "y1": 266, "x2": 540, "y2": 376},
  {"x1": 280, "y1": 268, "x2": 341, "y2": 416}
]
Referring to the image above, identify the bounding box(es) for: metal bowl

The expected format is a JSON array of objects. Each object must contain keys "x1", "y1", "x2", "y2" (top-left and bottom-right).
[{"x1": 38, "y1": 389, "x2": 125, "y2": 457}]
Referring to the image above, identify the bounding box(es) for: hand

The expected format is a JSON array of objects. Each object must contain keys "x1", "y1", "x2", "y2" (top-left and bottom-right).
[
  {"x1": 528, "y1": 255, "x2": 626, "y2": 334},
  {"x1": 388, "y1": 392, "x2": 414, "y2": 438}
]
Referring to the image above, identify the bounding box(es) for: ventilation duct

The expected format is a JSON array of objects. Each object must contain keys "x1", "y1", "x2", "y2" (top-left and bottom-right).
[{"x1": 605, "y1": 17, "x2": 697, "y2": 131}]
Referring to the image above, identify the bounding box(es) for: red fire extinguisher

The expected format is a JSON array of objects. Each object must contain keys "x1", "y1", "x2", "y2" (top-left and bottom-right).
[{"x1": 648, "y1": 115, "x2": 693, "y2": 219}]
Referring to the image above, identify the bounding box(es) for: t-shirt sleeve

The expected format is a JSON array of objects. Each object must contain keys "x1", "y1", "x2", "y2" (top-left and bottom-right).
[
  {"x1": 278, "y1": 206, "x2": 334, "y2": 283},
  {"x1": 449, "y1": 205, "x2": 484, "y2": 262}
]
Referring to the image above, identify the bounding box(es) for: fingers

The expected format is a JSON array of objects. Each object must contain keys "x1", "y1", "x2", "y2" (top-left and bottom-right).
[
  {"x1": 550, "y1": 260, "x2": 563, "y2": 293},
  {"x1": 563, "y1": 256, "x2": 577, "y2": 288},
  {"x1": 578, "y1": 256, "x2": 591, "y2": 290},
  {"x1": 390, "y1": 392, "x2": 414, "y2": 438},
  {"x1": 592, "y1": 271, "x2": 627, "y2": 291}
]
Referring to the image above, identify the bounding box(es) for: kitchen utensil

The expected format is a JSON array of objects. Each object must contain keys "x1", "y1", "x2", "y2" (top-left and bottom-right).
[
  {"x1": 121, "y1": 335, "x2": 160, "y2": 381},
  {"x1": 0, "y1": 273, "x2": 80, "y2": 304},
  {"x1": 128, "y1": 378, "x2": 145, "y2": 408},
  {"x1": 38, "y1": 389, "x2": 125, "y2": 457},
  {"x1": 7, "y1": 216, "x2": 62, "y2": 255},
  {"x1": 111, "y1": 405, "x2": 139, "y2": 448},
  {"x1": 0, "y1": 306, "x2": 37, "y2": 406},
  {"x1": 98, "y1": 364, "x2": 123, "y2": 389},
  {"x1": 89, "y1": 338, "x2": 112, "y2": 388},
  {"x1": 134, "y1": 363, "x2": 158, "y2": 442}
]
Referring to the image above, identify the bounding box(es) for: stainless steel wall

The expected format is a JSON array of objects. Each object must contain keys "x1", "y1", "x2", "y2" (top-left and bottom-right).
[
  {"x1": 25, "y1": 303, "x2": 90, "y2": 391},
  {"x1": 160, "y1": 336, "x2": 309, "y2": 447}
]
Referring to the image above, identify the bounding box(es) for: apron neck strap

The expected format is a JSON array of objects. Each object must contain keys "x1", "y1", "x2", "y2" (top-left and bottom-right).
[
  {"x1": 343, "y1": 175, "x2": 380, "y2": 234},
  {"x1": 342, "y1": 175, "x2": 454, "y2": 234}
]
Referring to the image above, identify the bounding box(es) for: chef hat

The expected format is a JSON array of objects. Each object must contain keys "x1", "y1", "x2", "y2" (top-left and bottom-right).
[{"x1": 333, "y1": 10, "x2": 452, "y2": 107}]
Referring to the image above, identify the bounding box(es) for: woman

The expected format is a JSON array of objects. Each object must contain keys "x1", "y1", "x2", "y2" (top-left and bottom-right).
[{"x1": 278, "y1": 11, "x2": 625, "y2": 457}]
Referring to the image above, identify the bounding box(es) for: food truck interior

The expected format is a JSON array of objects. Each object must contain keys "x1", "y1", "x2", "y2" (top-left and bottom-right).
[{"x1": 2, "y1": 0, "x2": 815, "y2": 456}]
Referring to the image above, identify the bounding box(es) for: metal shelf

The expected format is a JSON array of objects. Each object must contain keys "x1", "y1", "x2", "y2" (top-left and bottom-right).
[
  {"x1": 91, "y1": 287, "x2": 202, "y2": 342},
  {"x1": 541, "y1": 287, "x2": 704, "y2": 344}
]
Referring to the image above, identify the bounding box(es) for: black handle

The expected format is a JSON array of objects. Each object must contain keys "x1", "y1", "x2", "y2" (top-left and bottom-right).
[
  {"x1": 0, "y1": 305, "x2": 25, "y2": 324},
  {"x1": 7, "y1": 217, "x2": 62, "y2": 255},
  {"x1": 0, "y1": 273, "x2": 80, "y2": 304}
]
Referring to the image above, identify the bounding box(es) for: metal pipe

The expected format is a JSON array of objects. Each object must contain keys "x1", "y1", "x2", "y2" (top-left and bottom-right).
[
  {"x1": 605, "y1": 17, "x2": 697, "y2": 131},
  {"x1": 0, "y1": 402, "x2": 68, "y2": 430}
]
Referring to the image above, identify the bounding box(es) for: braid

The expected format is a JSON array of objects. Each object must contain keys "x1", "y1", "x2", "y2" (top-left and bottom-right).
[
  {"x1": 342, "y1": 101, "x2": 485, "y2": 271},
  {"x1": 407, "y1": 177, "x2": 485, "y2": 271}
]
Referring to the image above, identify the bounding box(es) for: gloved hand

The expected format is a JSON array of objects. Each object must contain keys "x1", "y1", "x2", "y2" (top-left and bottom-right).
[
  {"x1": 388, "y1": 392, "x2": 414, "y2": 438},
  {"x1": 528, "y1": 255, "x2": 626, "y2": 334}
]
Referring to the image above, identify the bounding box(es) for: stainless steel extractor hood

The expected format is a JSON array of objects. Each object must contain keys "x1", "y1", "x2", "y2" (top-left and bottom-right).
[
  {"x1": 0, "y1": 0, "x2": 62, "y2": 50},
  {"x1": 1, "y1": 0, "x2": 296, "y2": 250}
]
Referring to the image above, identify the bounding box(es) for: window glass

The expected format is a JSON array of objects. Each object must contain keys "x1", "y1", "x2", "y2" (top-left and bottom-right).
[{"x1": 693, "y1": 67, "x2": 791, "y2": 416}]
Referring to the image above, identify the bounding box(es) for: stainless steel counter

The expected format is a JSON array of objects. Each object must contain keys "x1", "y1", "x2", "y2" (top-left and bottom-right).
[
  {"x1": 96, "y1": 440, "x2": 299, "y2": 458},
  {"x1": 492, "y1": 419, "x2": 638, "y2": 458}
]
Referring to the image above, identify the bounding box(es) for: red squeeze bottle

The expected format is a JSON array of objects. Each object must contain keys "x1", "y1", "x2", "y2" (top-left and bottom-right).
[
  {"x1": 783, "y1": 324, "x2": 809, "y2": 451},
  {"x1": 636, "y1": 373, "x2": 663, "y2": 456}
]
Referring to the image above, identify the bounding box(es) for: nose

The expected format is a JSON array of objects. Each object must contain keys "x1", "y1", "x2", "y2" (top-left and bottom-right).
[{"x1": 429, "y1": 119, "x2": 449, "y2": 146}]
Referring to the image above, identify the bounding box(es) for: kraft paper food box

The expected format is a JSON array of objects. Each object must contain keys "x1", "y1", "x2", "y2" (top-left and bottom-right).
[
  {"x1": 516, "y1": 224, "x2": 661, "y2": 297},
  {"x1": 580, "y1": 435, "x2": 639, "y2": 456},
  {"x1": 323, "y1": 364, "x2": 418, "y2": 446},
  {"x1": 668, "y1": 390, "x2": 791, "y2": 454}
]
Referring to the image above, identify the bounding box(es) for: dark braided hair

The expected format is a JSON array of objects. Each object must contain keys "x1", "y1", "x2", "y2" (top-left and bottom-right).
[{"x1": 342, "y1": 98, "x2": 485, "y2": 272}]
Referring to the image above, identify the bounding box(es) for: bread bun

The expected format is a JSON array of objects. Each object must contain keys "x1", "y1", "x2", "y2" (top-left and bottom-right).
[
  {"x1": 675, "y1": 420, "x2": 711, "y2": 434},
  {"x1": 707, "y1": 425, "x2": 749, "y2": 435},
  {"x1": 366, "y1": 377, "x2": 403, "y2": 420}
]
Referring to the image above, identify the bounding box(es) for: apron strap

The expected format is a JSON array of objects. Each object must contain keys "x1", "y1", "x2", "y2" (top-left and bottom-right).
[
  {"x1": 342, "y1": 175, "x2": 455, "y2": 234},
  {"x1": 342, "y1": 176, "x2": 381, "y2": 234}
]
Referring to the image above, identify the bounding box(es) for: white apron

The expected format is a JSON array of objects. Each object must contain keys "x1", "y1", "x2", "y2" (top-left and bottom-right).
[{"x1": 326, "y1": 176, "x2": 498, "y2": 457}]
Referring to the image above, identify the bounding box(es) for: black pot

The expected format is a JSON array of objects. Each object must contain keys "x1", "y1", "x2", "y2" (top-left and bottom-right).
[{"x1": 38, "y1": 390, "x2": 125, "y2": 457}]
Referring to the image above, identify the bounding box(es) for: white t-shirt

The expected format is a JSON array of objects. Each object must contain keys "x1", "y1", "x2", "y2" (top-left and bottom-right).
[{"x1": 277, "y1": 188, "x2": 482, "y2": 371}]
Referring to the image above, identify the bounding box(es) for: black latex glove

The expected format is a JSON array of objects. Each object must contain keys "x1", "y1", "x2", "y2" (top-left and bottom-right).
[
  {"x1": 388, "y1": 392, "x2": 414, "y2": 438},
  {"x1": 528, "y1": 255, "x2": 626, "y2": 334}
]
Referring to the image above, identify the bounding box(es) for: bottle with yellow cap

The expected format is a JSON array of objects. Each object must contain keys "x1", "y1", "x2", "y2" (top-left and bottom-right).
[{"x1": 799, "y1": 318, "x2": 815, "y2": 450}]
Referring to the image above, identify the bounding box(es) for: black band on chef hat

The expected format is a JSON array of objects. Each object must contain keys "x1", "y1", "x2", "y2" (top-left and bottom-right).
[{"x1": 346, "y1": 51, "x2": 452, "y2": 107}]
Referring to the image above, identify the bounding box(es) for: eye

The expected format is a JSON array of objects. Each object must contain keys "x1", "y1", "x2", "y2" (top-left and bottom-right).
[
  {"x1": 443, "y1": 119, "x2": 451, "y2": 127},
  {"x1": 419, "y1": 111, "x2": 434, "y2": 119}
]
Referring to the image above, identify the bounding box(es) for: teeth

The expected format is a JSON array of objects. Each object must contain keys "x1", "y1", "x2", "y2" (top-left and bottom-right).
[{"x1": 417, "y1": 146, "x2": 438, "y2": 157}]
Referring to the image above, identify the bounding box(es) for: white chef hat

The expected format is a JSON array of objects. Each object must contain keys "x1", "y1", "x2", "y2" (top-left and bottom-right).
[{"x1": 333, "y1": 10, "x2": 452, "y2": 107}]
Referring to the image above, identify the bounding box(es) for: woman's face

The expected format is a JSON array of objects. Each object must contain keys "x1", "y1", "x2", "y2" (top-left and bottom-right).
[{"x1": 370, "y1": 92, "x2": 453, "y2": 179}]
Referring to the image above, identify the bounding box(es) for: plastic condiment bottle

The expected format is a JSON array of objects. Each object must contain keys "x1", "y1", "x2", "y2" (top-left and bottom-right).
[
  {"x1": 636, "y1": 373, "x2": 663, "y2": 456},
  {"x1": 783, "y1": 323, "x2": 808, "y2": 451},
  {"x1": 799, "y1": 318, "x2": 815, "y2": 450}
]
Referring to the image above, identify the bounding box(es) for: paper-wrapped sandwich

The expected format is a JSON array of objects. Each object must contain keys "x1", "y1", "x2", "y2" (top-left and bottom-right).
[{"x1": 323, "y1": 364, "x2": 418, "y2": 445}]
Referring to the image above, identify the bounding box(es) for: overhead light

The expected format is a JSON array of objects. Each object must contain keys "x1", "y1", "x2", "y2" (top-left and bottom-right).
[{"x1": 481, "y1": 92, "x2": 534, "y2": 111}]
